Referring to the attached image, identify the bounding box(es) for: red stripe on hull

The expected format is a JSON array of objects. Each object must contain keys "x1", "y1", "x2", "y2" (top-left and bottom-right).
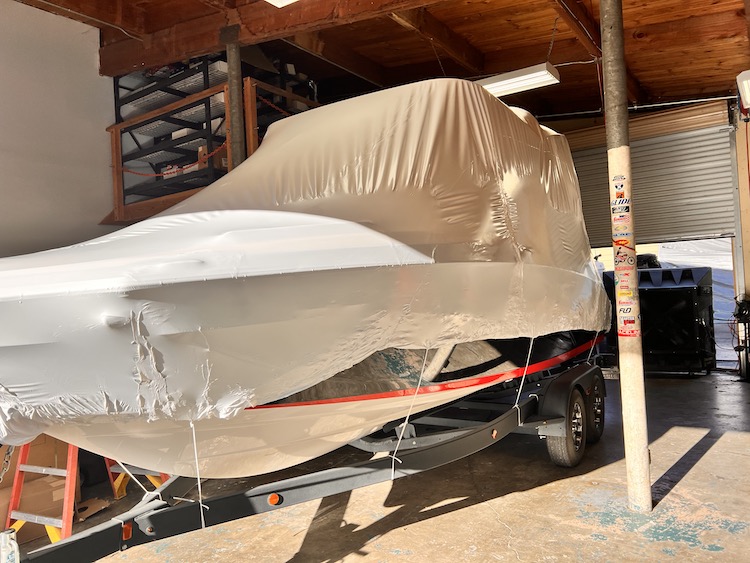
[{"x1": 251, "y1": 335, "x2": 604, "y2": 410}]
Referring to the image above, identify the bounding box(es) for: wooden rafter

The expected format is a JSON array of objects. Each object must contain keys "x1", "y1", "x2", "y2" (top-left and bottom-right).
[
  {"x1": 548, "y1": 0, "x2": 600, "y2": 57},
  {"x1": 19, "y1": 0, "x2": 145, "y2": 38},
  {"x1": 547, "y1": 0, "x2": 647, "y2": 103},
  {"x1": 746, "y1": 0, "x2": 750, "y2": 44},
  {"x1": 285, "y1": 32, "x2": 388, "y2": 86},
  {"x1": 99, "y1": 0, "x2": 448, "y2": 77},
  {"x1": 388, "y1": 8, "x2": 484, "y2": 74}
]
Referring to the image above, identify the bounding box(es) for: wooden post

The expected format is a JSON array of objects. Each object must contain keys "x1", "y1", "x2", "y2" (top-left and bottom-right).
[
  {"x1": 223, "y1": 27, "x2": 246, "y2": 170},
  {"x1": 109, "y1": 128, "x2": 124, "y2": 222},
  {"x1": 600, "y1": 0, "x2": 652, "y2": 512},
  {"x1": 243, "y1": 78, "x2": 259, "y2": 157}
]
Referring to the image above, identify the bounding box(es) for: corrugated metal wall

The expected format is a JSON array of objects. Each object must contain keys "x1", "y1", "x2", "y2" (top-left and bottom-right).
[{"x1": 573, "y1": 125, "x2": 736, "y2": 248}]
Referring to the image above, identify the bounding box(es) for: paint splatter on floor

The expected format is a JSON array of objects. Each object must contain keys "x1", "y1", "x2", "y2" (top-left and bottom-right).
[{"x1": 573, "y1": 487, "x2": 748, "y2": 554}]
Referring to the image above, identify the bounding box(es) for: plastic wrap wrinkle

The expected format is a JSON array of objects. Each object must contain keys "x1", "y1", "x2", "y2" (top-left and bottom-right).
[{"x1": 0, "y1": 79, "x2": 610, "y2": 473}]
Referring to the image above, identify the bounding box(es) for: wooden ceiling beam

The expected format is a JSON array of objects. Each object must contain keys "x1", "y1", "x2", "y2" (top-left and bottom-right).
[
  {"x1": 548, "y1": 0, "x2": 647, "y2": 104},
  {"x1": 548, "y1": 0, "x2": 601, "y2": 57},
  {"x1": 284, "y1": 32, "x2": 388, "y2": 86},
  {"x1": 19, "y1": 0, "x2": 145, "y2": 38},
  {"x1": 99, "y1": 0, "x2": 448, "y2": 77},
  {"x1": 388, "y1": 8, "x2": 484, "y2": 74}
]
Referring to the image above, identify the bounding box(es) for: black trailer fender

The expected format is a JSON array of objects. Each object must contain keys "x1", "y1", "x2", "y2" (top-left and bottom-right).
[{"x1": 535, "y1": 363, "x2": 606, "y2": 420}]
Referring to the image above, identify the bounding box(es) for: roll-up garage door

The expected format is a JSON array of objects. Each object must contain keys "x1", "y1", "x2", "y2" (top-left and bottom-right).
[{"x1": 571, "y1": 124, "x2": 735, "y2": 248}]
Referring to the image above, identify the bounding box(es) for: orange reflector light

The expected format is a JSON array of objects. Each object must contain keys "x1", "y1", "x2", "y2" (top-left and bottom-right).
[
  {"x1": 267, "y1": 493, "x2": 282, "y2": 506},
  {"x1": 122, "y1": 522, "x2": 133, "y2": 541}
]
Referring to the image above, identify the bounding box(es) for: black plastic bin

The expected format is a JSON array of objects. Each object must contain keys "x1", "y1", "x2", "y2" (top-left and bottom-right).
[{"x1": 603, "y1": 267, "x2": 716, "y2": 374}]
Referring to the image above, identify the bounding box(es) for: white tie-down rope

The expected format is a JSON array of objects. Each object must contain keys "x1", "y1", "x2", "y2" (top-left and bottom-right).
[
  {"x1": 390, "y1": 349, "x2": 431, "y2": 480},
  {"x1": 113, "y1": 460, "x2": 150, "y2": 494},
  {"x1": 512, "y1": 337, "x2": 536, "y2": 425},
  {"x1": 190, "y1": 420, "x2": 208, "y2": 529},
  {"x1": 111, "y1": 458, "x2": 162, "y2": 504}
]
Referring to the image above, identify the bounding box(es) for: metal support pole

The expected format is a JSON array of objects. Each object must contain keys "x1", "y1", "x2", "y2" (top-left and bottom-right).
[
  {"x1": 600, "y1": 0, "x2": 652, "y2": 512},
  {"x1": 225, "y1": 37, "x2": 246, "y2": 169}
]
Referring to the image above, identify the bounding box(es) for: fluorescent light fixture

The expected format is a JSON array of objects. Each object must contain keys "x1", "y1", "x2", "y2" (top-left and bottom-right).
[
  {"x1": 476, "y1": 62, "x2": 561, "y2": 97},
  {"x1": 265, "y1": 0, "x2": 300, "y2": 7},
  {"x1": 737, "y1": 70, "x2": 750, "y2": 109}
]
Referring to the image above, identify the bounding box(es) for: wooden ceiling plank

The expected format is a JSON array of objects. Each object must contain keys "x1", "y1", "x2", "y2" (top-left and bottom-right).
[
  {"x1": 285, "y1": 32, "x2": 388, "y2": 86},
  {"x1": 548, "y1": 0, "x2": 646, "y2": 104},
  {"x1": 100, "y1": 0, "x2": 449, "y2": 77},
  {"x1": 196, "y1": 0, "x2": 237, "y2": 10},
  {"x1": 20, "y1": 0, "x2": 145, "y2": 38},
  {"x1": 388, "y1": 8, "x2": 484, "y2": 73},
  {"x1": 484, "y1": 38, "x2": 589, "y2": 74},
  {"x1": 627, "y1": 11, "x2": 747, "y2": 48}
]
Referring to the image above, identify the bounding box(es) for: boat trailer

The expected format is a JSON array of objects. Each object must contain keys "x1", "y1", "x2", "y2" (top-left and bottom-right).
[{"x1": 20, "y1": 361, "x2": 606, "y2": 562}]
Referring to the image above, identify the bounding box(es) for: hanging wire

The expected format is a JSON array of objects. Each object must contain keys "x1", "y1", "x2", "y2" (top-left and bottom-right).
[
  {"x1": 430, "y1": 39, "x2": 447, "y2": 77},
  {"x1": 555, "y1": 59, "x2": 599, "y2": 67},
  {"x1": 595, "y1": 56, "x2": 605, "y2": 111},
  {"x1": 547, "y1": 16, "x2": 560, "y2": 61}
]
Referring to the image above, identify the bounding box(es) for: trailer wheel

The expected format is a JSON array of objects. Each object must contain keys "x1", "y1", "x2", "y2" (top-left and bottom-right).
[
  {"x1": 586, "y1": 373, "x2": 605, "y2": 444},
  {"x1": 547, "y1": 388, "x2": 586, "y2": 467}
]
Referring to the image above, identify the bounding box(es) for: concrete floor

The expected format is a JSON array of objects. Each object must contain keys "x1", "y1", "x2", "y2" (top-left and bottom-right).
[{"x1": 32, "y1": 371, "x2": 750, "y2": 561}]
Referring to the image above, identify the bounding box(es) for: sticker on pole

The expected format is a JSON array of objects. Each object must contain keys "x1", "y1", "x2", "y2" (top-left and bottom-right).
[
  {"x1": 617, "y1": 315, "x2": 640, "y2": 337},
  {"x1": 618, "y1": 328, "x2": 642, "y2": 337}
]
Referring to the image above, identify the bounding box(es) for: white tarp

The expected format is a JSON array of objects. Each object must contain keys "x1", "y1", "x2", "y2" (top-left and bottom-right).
[{"x1": 0, "y1": 79, "x2": 610, "y2": 470}]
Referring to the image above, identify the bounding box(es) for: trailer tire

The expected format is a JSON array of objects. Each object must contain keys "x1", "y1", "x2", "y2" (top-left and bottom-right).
[
  {"x1": 586, "y1": 372, "x2": 605, "y2": 444},
  {"x1": 547, "y1": 388, "x2": 586, "y2": 467}
]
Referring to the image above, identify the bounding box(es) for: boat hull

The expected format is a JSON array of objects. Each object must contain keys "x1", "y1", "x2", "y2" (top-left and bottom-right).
[
  {"x1": 0, "y1": 258, "x2": 607, "y2": 445},
  {"x1": 45, "y1": 336, "x2": 598, "y2": 478}
]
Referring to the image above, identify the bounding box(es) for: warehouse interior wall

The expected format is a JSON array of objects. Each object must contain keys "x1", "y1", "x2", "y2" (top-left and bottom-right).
[{"x1": 0, "y1": 0, "x2": 116, "y2": 258}]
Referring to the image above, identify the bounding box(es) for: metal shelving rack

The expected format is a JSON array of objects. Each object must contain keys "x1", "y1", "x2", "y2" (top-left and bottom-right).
[
  {"x1": 104, "y1": 58, "x2": 322, "y2": 224},
  {"x1": 111, "y1": 58, "x2": 229, "y2": 210}
]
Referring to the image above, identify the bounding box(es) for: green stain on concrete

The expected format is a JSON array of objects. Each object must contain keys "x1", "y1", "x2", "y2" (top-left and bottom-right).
[{"x1": 574, "y1": 489, "x2": 747, "y2": 553}]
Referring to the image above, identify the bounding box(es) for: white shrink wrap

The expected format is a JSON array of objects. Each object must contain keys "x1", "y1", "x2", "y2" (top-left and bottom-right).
[{"x1": 0, "y1": 79, "x2": 609, "y2": 476}]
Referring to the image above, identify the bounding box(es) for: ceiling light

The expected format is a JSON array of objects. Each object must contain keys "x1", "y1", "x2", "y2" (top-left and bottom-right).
[
  {"x1": 264, "y1": 0, "x2": 300, "y2": 7},
  {"x1": 476, "y1": 62, "x2": 561, "y2": 98},
  {"x1": 737, "y1": 70, "x2": 750, "y2": 109}
]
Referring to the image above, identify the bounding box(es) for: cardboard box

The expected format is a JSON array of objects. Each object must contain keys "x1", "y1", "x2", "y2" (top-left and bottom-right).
[{"x1": 0, "y1": 475, "x2": 66, "y2": 544}]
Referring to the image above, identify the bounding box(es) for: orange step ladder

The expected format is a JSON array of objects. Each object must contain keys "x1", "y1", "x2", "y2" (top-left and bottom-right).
[{"x1": 5, "y1": 442, "x2": 78, "y2": 543}]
